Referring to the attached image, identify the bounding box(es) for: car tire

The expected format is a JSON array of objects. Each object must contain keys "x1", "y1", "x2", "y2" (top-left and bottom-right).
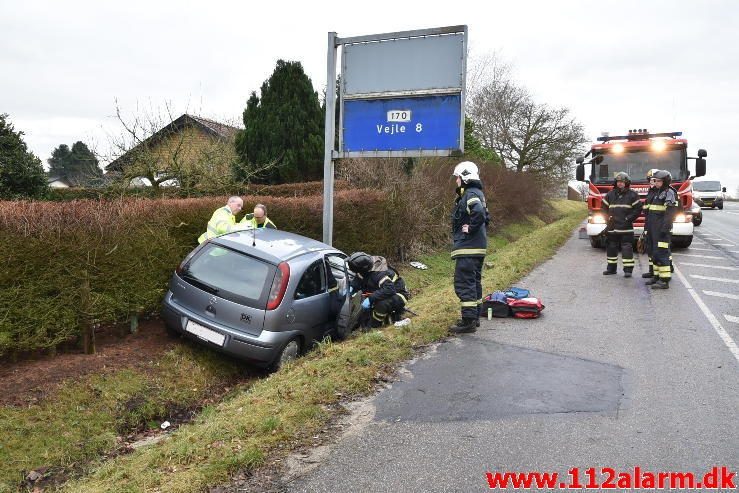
[
  {"x1": 718, "y1": 204, "x2": 723, "y2": 210},
  {"x1": 270, "y1": 338, "x2": 301, "y2": 372},
  {"x1": 672, "y1": 237, "x2": 693, "y2": 249},
  {"x1": 590, "y1": 236, "x2": 604, "y2": 249}
]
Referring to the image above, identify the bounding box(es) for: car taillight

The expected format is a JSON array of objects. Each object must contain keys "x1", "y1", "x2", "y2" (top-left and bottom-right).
[{"x1": 267, "y1": 262, "x2": 290, "y2": 310}]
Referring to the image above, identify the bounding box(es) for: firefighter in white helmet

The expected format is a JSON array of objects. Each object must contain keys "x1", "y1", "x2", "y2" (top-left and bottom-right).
[{"x1": 449, "y1": 161, "x2": 490, "y2": 333}]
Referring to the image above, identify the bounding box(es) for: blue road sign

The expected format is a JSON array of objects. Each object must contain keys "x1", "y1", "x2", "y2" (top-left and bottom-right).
[{"x1": 342, "y1": 94, "x2": 461, "y2": 152}]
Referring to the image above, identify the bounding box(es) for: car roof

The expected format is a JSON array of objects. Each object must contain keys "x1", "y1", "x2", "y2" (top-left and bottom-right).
[{"x1": 212, "y1": 228, "x2": 342, "y2": 264}]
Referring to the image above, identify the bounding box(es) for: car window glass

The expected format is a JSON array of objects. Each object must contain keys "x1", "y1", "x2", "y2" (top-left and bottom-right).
[
  {"x1": 295, "y1": 260, "x2": 326, "y2": 299},
  {"x1": 183, "y1": 245, "x2": 271, "y2": 303},
  {"x1": 325, "y1": 254, "x2": 350, "y2": 296}
]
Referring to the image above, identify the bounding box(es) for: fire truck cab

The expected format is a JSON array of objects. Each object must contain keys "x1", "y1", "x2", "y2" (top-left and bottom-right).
[{"x1": 575, "y1": 129, "x2": 707, "y2": 249}]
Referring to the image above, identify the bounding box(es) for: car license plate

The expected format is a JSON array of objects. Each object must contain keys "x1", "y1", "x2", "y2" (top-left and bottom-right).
[{"x1": 186, "y1": 320, "x2": 226, "y2": 346}]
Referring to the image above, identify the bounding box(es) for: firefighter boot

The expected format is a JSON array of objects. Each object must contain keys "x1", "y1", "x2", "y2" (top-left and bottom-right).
[
  {"x1": 624, "y1": 269, "x2": 633, "y2": 278},
  {"x1": 641, "y1": 271, "x2": 654, "y2": 278},
  {"x1": 449, "y1": 318, "x2": 477, "y2": 334},
  {"x1": 603, "y1": 268, "x2": 617, "y2": 275},
  {"x1": 645, "y1": 276, "x2": 660, "y2": 285},
  {"x1": 651, "y1": 279, "x2": 669, "y2": 290}
]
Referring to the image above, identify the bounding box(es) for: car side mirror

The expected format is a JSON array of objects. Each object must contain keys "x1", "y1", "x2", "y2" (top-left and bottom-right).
[
  {"x1": 722, "y1": 187, "x2": 727, "y2": 192},
  {"x1": 698, "y1": 149, "x2": 707, "y2": 158},
  {"x1": 575, "y1": 163, "x2": 585, "y2": 181},
  {"x1": 695, "y1": 157, "x2": 706, "y2": 177}
]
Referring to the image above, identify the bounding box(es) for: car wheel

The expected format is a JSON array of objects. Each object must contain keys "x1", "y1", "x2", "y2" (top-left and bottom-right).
[
  {"x1": 718, "y1": 204, "x2": 723, "y2": 210},
  {"x1": 271, "y1": 338, "x2": 300, "y2": 371},
  {"x1": 589, "y1": 236, "x2": 604, "y2": 249},
  {"x1": 672, "y1": 237, "x2": 692, "y2": 249}
]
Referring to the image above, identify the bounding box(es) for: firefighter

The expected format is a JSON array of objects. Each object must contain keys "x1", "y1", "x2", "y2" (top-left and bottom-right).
[
  {"x1": 197, "y1": 196, "x2": 243, "y2": 244},
  {"x1": 641, "y1": 169, "x2": 660, "y2": 279},
  {"x1": 448, "y1": 161, "x2": 490, "y2": 334},
  {"x1": 645, "y1": 170, "x2": 678, "y2": 289},
  {"x1": 240, "y1": 203, "x2": 277, "y2": 229},
  {"x1": 347, "y1": 252, "x2": 409, "y2": 328},
  {"x1": 602, "y1": 172, "x2": 642, "y2": 277}
]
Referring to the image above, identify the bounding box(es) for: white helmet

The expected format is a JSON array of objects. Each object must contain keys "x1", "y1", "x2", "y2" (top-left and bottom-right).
[{"x1": 452, "y1": 161, "x2": 480, "y2": 182}]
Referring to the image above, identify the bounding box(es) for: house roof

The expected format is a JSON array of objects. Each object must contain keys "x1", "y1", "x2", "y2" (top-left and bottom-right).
[{"x1": 105, "y1": 114, "x2": 241, "y2": 171}]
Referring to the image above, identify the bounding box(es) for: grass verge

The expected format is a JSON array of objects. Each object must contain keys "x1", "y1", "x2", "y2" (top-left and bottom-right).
[
  {"x1": 0, "y1": 346, "x2": 246, "y2": 492},
  {"x1": 57, "y1": 200, "x2": 584, "y2": 493}
]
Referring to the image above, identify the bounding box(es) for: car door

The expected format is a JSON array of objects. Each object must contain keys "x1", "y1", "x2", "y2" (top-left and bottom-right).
[
  {"x1": 325, "y1": 253, "x2": 362, "y2": 339},
  {"x1": 291, "y1": 258, "x2": 331, "y2": 342}
]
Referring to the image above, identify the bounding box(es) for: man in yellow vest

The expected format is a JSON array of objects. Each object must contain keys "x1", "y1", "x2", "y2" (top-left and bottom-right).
[
  {"x1": 197, "y1": 196, "x2": 244, "y2": 244},
  {"x1": 240, "y1": 203, "x2": 277, "y2": 229}
]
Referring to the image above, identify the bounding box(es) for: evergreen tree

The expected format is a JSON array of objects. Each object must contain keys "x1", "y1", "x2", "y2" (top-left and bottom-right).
[
  {"x1": 47, "y1": 141, "x2": 101, "y2": 186},
  {"x1": 48, "y1": 144, "x2": 72, "y2": 178},
  {"x1": 235, "y1": 60, "x2": 324, "y2": 183},
  {"x1": 0, "y1": 114, "x2": 47, "y2": 199},
  {"x1": 67, "y1": 141, "x2": 101, "y2": 186},
  {"x1": 464, "y1": 117, "x2": 499, "y2": 163}
]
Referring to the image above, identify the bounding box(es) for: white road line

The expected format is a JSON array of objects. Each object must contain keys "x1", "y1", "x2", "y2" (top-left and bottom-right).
[
  {"x1": 701, "y1": 230, "x2": 737, "y2": 245},
  {"x1": 714, "y1": 244, "x2": 735, "y2": 247},
  {"x1": 690, "y1": 275, "x2": 739, "y2": 284},
  {"x1": 703, "y1": 291, "x2": 739, "y2": 301},
  {"x1": 725, "y1": 314, "x2": 739, "y2": 324},
  {"x1": 673, "y1": 266, "x2": 739, "y2": 364},
  {"x1": 673, "y1": 253, "x2": 725, "y2": 259},
  {"x1": 687, "y1": 247, "x2": 716, "y2": 251},
  {"x1": 724, "y1": 211, "x2": 739, "y2": 216},
  {"x1": 680, "y1": 263, "x2": 738, "y2": 271}
]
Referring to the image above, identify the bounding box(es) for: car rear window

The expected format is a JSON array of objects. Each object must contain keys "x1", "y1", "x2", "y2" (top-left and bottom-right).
[{"x1": 181, "y1": 244, "x2": 274, "y2": 306}]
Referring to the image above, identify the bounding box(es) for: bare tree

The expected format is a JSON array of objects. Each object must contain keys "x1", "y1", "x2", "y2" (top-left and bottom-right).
[
  {"x1": 103, "y1": 102, "x2": 275, "y2": 194},
  {"x1": 468, "y1": 55, "x2": 588, "y2": 183}
]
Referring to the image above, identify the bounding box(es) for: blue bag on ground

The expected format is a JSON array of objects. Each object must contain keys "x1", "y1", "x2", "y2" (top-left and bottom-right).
[{"x1": 503, "y1": 287, "x2": 530, "y2": 299}]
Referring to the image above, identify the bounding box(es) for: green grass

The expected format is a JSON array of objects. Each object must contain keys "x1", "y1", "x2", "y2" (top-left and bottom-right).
[
  {"x1": 55, "y1": 199, "x2": 585, "y2": 493},
  {"x1": 0, "y1": 345, "x2": 245, "y2": 493}
]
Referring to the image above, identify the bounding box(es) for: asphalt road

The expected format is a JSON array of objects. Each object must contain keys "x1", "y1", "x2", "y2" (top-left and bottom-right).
[{"x1": 285, "y1": 205, "x2": 739, "y2": 493}]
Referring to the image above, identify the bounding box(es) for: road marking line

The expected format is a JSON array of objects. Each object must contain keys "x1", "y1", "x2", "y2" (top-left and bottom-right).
[
  {"x1": 680, "y1": 263, "x2": 738, "y2": 271},
  {"x1": 701, "y1": 231, "x2": 737, "y2": 245},
  {"x1": 725, "y1": 314, "x2": 739, "y2": 324},
  {"x1": 724, "y1": 211, "x2": 739, "y2": 216},
  {"x1": 690, "y1": 275, "x2": 739, "y2": 284},
  {"x1": 714, "y1": 244, "x2": 736, "y2": 247},
  {"x1": 687, "y1": 247, "x2": 715, "y2": 251},
  {"x1": 673, "y1": 253, "x2": 725, "y2": 259},
  {"x1": 703, "y1": 291, "x2": 739, "y2": 300},
  {"x1": 673, "y1": 266, "x2": 739, "y2": 364}
]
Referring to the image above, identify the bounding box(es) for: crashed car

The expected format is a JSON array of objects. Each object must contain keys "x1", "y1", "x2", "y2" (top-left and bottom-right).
[{"x1": 161, "y1": 229, "x2": 362, "y2": 369}]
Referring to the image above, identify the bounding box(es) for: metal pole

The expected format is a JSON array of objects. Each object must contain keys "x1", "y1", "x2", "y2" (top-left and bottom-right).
[{"x1": 323, "y1": 32, "x2": 338, "y2": 245}]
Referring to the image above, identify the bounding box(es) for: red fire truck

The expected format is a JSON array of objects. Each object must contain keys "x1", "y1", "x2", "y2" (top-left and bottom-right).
[{"x1": 575, "y1": 129, "x2": 707, "y2": 248}]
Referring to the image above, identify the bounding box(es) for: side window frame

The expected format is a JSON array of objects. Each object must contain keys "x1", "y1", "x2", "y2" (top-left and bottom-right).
[{"x1": 294, "y1": 259, "x2": 327, "y2": 300}]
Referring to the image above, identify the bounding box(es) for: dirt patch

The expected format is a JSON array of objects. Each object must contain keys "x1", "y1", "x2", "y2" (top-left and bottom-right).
[{"x1": 0, "y1": 319, "x2": 175, "y2": 407}]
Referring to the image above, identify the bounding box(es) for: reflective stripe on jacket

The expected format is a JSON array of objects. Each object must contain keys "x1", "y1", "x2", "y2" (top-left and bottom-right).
[{"x1": 198, "y1": 206, "x2": 236, "y2": 244}]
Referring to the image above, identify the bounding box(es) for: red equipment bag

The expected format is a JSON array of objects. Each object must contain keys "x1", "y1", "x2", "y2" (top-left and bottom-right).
[{"x1": 506, "y1": 297, "x2": 545, "y2": 319}]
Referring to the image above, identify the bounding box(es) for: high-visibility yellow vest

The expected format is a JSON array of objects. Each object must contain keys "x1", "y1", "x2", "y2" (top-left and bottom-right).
[
  {"x1": 198, "y1": 206, "x2": 236, "y2": 244},
  {"x1": 240, "y1": 214, "x2": 277, "y2": 230}
]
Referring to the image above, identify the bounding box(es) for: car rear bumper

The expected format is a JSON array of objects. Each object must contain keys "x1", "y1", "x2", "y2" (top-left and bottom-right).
[{"x1": 161, "y1": 292, "x2": 297, "y2": 367}]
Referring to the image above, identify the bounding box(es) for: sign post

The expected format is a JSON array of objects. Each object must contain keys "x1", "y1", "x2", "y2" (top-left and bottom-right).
[{"x1": 322, "y1": 26, "x2": 467, "y2": 245}]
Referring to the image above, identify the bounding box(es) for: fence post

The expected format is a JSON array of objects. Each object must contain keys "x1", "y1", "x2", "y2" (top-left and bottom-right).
[{"x1": 80, "y1": 269, "x2": 95, "y2": 354}]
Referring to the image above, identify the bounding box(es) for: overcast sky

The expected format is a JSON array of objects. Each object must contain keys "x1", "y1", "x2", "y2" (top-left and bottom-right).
[{"x1": 2, "y1": 0, "x2": 737, "y2": 194}]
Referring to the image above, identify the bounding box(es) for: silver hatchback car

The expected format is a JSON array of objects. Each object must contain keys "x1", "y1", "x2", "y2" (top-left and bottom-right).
[{"x1": 161, "y1": 229, "x2": 361, "y2": 368}]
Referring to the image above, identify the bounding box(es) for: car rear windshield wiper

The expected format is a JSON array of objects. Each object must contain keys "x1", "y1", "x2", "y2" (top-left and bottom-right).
[{"x1": 180, "y1": 272, "x2": 220, "y2": 294}]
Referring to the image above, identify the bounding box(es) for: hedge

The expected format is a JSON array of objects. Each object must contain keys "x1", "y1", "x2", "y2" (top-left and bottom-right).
[{"x1": 0, "y1": 190, "x2": 388, "y2": 356}]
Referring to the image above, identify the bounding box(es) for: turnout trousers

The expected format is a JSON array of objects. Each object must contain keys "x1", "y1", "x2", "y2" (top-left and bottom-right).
[
  {"x1": 652, "y1": 233, "x2": 672, "y2": 282},
  {"x1": 454, "y1": 256, "x2": 484, "y2": 319},
  {"x1": 605, "y1": 232, "x2": 635, "y2": 273},
  {"x1": 371, "y1": 294, "x2": 406, "y2": 328}
]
